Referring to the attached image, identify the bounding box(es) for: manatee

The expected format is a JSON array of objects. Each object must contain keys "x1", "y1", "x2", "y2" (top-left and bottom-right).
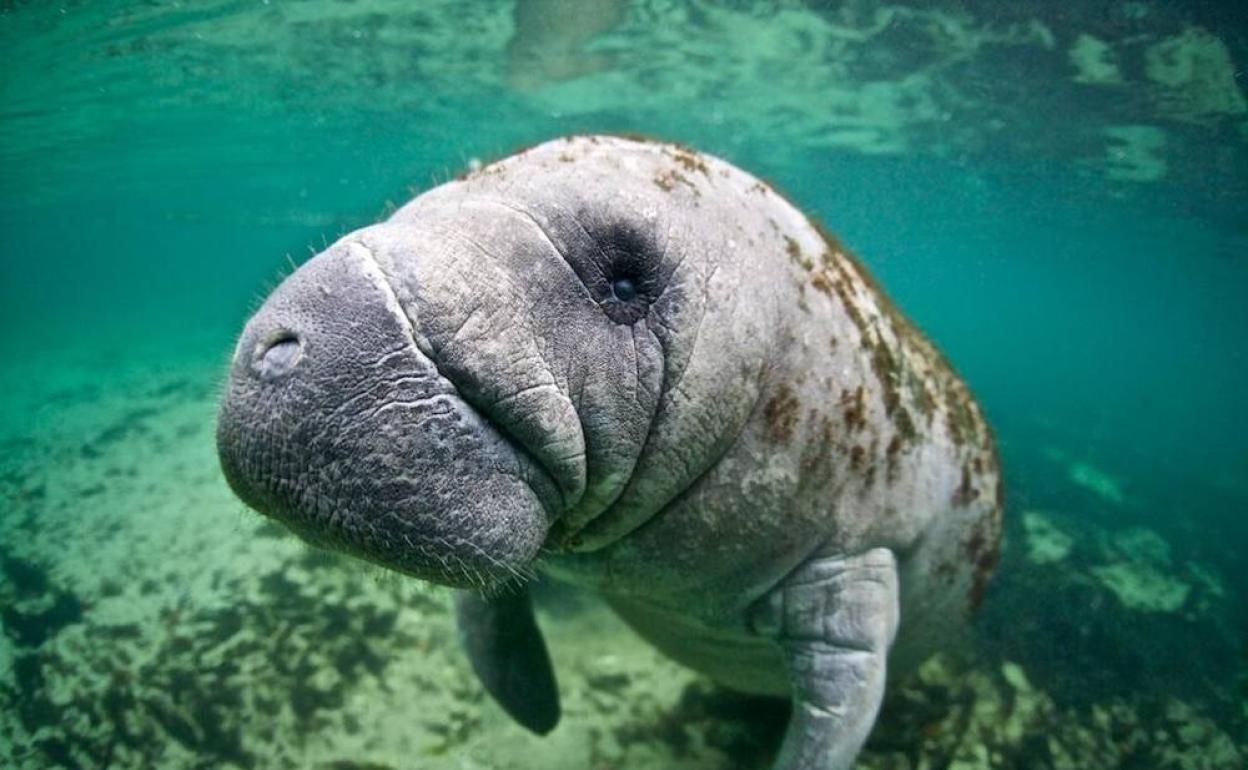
[{"x1": 217, "y1": 135, "x2": 1002, "y2": 769}]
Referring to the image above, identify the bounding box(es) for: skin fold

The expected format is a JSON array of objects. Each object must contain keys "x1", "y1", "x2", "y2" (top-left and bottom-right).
[{"x1": 218, "y1": 135, "x2": 1002, "y2": 769}]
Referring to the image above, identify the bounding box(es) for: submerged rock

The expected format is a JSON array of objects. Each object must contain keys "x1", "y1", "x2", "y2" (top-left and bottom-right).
[
  {"x1": 863, "y1": 654, "x2": 1244, "y2": 770},
  {"x1": 1090, "y1": 560, "x2": 1189, "y2": 612},
  {"x1": 1067, "y1": 460, "x2": 1128, "y2": 505},
  {"x1": 1021, "y1": 510, "x2": 1074, "y2": 564},
  {"x1": 1144, "y1": 26, "x2": 1248, "y2": 121},
  {"x1": 1017, "y1": 511, "x2": 1217, "y2": 616}
]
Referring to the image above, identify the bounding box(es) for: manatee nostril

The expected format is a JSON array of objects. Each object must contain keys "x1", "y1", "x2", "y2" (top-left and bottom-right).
[{"x1": 252, "y1": 332, "x2": 303, "y2": 380}]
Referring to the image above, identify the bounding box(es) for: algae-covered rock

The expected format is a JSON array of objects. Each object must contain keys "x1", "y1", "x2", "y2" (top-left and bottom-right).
[
  {"x1": 1069, "y1": 34, "x2": 1122, "y2": 85},
  {"x1": 1103, "y1": 125, "x2": 1168, "y2": 184},
  {"x1": 1021, "y1": 510, "x2": 1074, "y2": 564},
  {"x1": 1090, "y1": 561, "x2": 1190, "y2": 612},
  {"x1": 1043, "y1": 447, "x2": 1134, "y2": 503},
  {"x1": 864, "y1": 654, "x2": 1243, "y2": 770},
  {"x1": 1090, "y1": 526, "x2": 1191, "y2": 613},
  {"x1": 1145, "y1": 26, "x2": 1247, "y2": 122}
]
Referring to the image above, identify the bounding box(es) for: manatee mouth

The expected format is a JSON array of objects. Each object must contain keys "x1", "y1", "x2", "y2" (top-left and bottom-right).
[{"x1": 220, "y1": 349, "x2": 561, "y2": 589}]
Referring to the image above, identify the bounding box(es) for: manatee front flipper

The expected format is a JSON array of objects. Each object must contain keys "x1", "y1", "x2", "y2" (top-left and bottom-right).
[
  {"x1": 751, "y1": 548, "x2": 900, "y2": 770},
  {"x1": 454, "y1": 587, "x2": 561, "y2": 734}
]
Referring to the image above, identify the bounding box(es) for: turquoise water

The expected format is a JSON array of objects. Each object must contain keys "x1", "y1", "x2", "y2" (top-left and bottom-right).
[{"x1": 2, "y1": 2, "x2": 1245, "y2": 768}]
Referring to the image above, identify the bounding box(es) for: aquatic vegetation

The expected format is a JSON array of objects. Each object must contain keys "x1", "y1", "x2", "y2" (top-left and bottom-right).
[
  {"x1": 1144, "y1": 26, "x2": 1247, "y2": 122},
  {"x1": 1102, "y1": 125, "x2": 1169, "y2": 183},
  {"x1": 862, "y1": 653, "x2": 1243, "y2": 770},
  {"x1": 1021, "y1": 511, "x2": 1074, "y2": 564},
  {"x1": 1069, "y1": 34, "x2": 1124, "y2": 86},
  {"x1": 1067, "y1": 460, "x2": 1127, "y2": 506}
]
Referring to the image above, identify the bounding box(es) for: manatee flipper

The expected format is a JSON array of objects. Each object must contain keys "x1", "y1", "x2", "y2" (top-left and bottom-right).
[
  {"x1": 454, "y1": 587, "x2": 561, "y2": 735},
  {"x1": 751, "y1": 548, "x2": 900, "y2": 770}
]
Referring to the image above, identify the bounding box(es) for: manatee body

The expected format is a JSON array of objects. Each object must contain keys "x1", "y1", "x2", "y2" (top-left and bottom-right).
[{"x1": 218, "y1": 135, "x2": 1002, "y2": 769}]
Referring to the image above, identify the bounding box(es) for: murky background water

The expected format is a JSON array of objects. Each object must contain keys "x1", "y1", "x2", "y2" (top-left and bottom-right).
[{"x1": 2, "y1": 2, "x2": 1245, "y2": 768}]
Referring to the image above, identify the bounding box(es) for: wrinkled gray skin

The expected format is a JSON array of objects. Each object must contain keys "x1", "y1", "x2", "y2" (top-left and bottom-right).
[{"x1": 218, "y1": 136, "x2": 1002, "y2": 769}]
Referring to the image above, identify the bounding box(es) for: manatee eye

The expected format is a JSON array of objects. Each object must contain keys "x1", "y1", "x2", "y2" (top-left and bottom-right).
[{"x1": 611, "y1": 277, "x2": 638, "y2": 302}]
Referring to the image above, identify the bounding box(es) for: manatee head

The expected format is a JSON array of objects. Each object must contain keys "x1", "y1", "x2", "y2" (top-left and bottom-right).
[{"x1": 217, "y1": 136, "x2": 776, "y2": 589}]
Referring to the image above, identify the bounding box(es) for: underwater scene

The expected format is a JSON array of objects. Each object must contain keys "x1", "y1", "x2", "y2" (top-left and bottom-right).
[{"x1": 1, "y1": 1, "x2": 1245, "y2": 768}]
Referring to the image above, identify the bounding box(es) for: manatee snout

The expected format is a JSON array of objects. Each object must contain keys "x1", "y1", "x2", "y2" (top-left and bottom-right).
[{"x1": 216, "y1": 239, "x2": 562, "y2": 588}]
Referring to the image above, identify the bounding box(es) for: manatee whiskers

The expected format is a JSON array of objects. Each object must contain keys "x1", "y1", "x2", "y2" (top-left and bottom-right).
[{"x1": 448, "y1": 533, "x2": 538, "y2": 593}]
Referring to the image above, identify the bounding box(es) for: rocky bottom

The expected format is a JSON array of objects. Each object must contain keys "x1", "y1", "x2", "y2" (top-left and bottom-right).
[{"x1": 0, "y1": 344, "x2": 1244, "y2": 769}]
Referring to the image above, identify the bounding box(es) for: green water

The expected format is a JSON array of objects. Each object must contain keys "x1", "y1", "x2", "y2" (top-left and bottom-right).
[{"x1": 2, "y1": 2, "x2": 1245, "y2": 768}]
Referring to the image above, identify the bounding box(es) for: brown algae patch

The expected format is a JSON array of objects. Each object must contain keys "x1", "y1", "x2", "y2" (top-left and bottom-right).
[
  {"x1": 763, "y1": 384, "x2": 801, "y2": 444},
  {"x1": 653, "y1": 168, "x2": 698, "y2": 196},
  {"x1": 668, "y1": 146, "x2": 710, "y2": 176}
]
